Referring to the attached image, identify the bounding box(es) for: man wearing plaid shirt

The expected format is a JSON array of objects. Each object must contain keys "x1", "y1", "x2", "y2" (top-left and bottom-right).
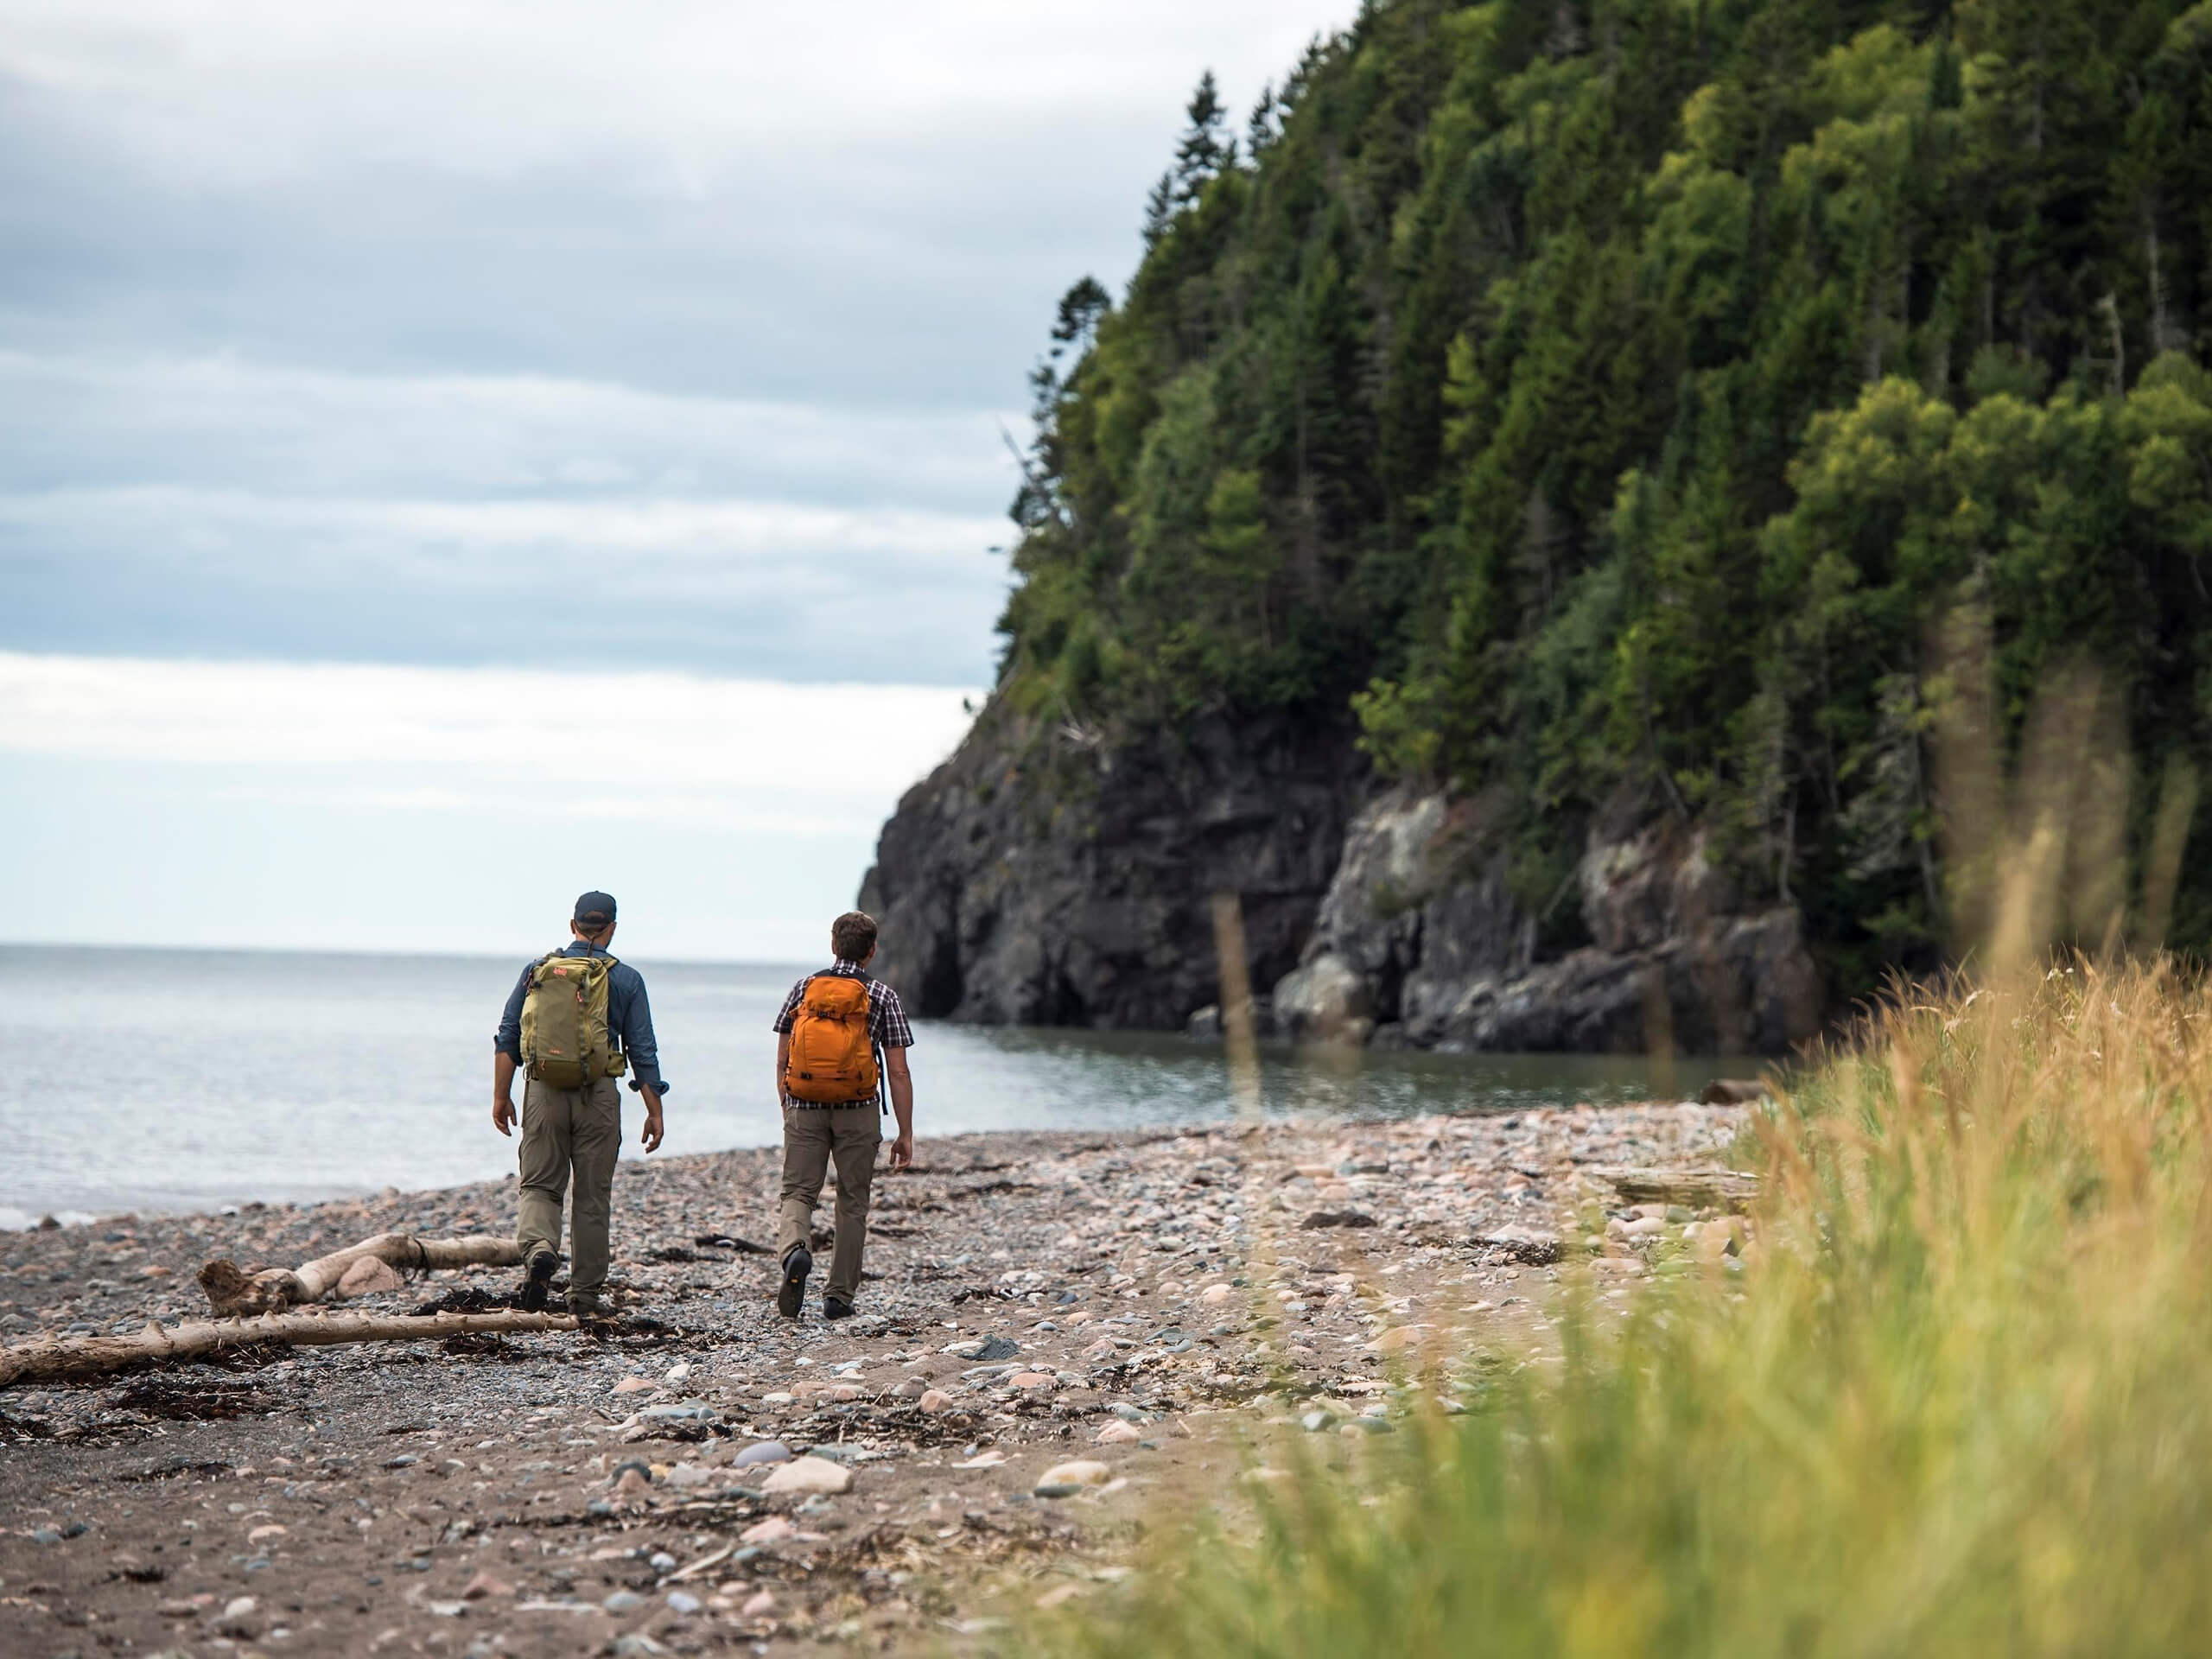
[{"x1": 770, "y1": 910, "x2": 916, "y2": 1319}]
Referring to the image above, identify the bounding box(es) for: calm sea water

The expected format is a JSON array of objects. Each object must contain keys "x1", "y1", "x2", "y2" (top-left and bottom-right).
[{"x1": 0, "y1": 944, "x2": 1711, "y2": 1226}]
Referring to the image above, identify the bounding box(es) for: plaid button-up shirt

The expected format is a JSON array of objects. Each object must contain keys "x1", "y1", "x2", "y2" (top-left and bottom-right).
[{"x1": 772, "y1": 959, "x2": 915, "y2": 1050}]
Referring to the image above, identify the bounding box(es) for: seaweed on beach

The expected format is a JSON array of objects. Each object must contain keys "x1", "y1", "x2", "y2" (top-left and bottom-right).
[{"x1": 109, "y1": 1376, "x2": 281, "y2": 1421}]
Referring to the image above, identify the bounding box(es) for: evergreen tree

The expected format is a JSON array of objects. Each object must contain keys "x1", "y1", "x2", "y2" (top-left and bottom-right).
[
  {"x1": 1140, "y1": 169, "x2": 1175, "y2": 249},
  {"x1": 1173, "y1": 70, "x2": 1230, "y2": 205}
]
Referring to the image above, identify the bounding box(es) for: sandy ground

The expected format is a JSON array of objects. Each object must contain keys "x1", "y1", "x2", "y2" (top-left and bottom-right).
[{"x1": 0, "y1": 1099, "x2": 1745, "y2": 1656}]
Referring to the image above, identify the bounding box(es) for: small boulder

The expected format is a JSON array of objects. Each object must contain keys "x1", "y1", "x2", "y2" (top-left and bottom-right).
[
  {"x1": 733, "y1": 1440, "x2": 792, "y2": 1468},
  {"x1": 1094, "y1": 1420, "x2": 1141, "y2": 1445},
  {"x1": 741, "y1": 1589, "x2": 777, "y2": 1617},
  {"x1": 740, "y1": 1516, "x2": 795, "y2": 1545},
  {"x1": 1036, "y1": 1459, "x2": 1112, "y2": 1489},
  {"x1": 461, "y1": 1571, "x2": 512, "y2": 1601},
  {"x1": 917, "y1": 1389, "x2": 953, "y2": 1414},
  {"x1": 760, "y1": 1455, "x2": 852, "y2": 1496},
  {"x1": 215, "y1": 1595, "x2": 260, "y2": 1638}
]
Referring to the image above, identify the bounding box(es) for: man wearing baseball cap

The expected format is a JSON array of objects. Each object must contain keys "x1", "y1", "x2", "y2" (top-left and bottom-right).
[{"x1": 491, "y1": 891, "x2": 670, "y2": 1317}]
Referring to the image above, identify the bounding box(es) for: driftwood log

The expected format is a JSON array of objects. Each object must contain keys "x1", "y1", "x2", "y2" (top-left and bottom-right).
[
  {"x1": 0, "y1": 1308, "x2": 577, "y2": 1388},
  {"x1": 1584, "y1": 1165, "x2": 1762, "y2": 1212},
  {"x1": 200, "y1": 1232, "x2": 522, "y2": 1316}
]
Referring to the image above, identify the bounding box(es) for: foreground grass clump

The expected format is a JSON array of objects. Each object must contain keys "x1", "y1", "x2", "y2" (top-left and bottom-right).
[{"x1": 1041, "y1": 964, "x2": 2212, "y2": 1656}]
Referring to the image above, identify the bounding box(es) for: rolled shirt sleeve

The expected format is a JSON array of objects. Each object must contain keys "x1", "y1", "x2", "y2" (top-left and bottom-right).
[{"x1": 613, "y1": 965, "x2": 670, "y2": 1097}]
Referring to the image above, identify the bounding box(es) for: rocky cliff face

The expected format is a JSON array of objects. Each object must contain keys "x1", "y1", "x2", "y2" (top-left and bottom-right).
[
  {"x1": 858, "y1": 708, "x2": 1359, "y2": 1027},
  {"x1": 862, "y1": 712, "x2": 1824, "y2": 1054},
  {"x1": 1270, "y1": 789, "x2": 1823, "y2": 1055}
]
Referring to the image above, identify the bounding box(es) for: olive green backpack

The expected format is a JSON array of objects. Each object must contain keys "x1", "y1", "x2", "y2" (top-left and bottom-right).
[{"x1": 519, "y1": 953, "x2": 630, "y2": 1089}]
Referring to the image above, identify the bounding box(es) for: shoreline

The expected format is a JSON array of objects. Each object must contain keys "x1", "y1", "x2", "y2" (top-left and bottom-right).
[{"x1": 0, "y1": 1100, "x2": 1745, "y2": 1653}]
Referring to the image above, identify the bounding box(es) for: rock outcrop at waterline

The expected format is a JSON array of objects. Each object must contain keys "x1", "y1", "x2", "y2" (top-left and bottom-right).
[{"x1": 861, "y1": 713, "x2": 1823, "y2": 1054}]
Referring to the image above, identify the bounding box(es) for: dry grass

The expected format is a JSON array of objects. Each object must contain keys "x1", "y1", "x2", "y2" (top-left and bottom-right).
[{"x1": 1028, "y1": 959, "x2": 2212, "y2": 1656}]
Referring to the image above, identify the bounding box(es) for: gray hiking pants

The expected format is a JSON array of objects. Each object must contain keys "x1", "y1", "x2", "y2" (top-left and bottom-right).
[
  {"x1": 516, "y1": 1075, "x2": 622, "y2": 1297},
  {"x1": 777, "y1": 1104, "x2": 880, "y2": 1303}
]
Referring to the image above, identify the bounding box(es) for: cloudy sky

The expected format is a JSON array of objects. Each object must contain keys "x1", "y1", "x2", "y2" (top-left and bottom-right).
[{"x1": 0, "y1": 0, "x2": 1351, "y2": 959}]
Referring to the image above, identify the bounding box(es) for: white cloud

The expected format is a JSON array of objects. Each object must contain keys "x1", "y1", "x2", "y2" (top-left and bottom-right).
[
  {"x1": 0, "y1": 652, "x2": 983, "y2": 954},
  {"x1": 0, "y1": 651, "x2": 977, "y2": 803},
  {"x1": 0, "y1": 2, "x2": 1338, "y2": 182}
]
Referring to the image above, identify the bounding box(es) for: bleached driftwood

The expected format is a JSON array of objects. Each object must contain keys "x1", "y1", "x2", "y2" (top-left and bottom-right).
[
  {"x1": 199, "y1": 1232, "x2": 522, "y2": 1316},
  {"x1": 1584, "y1": 1165, "x2": 1762, "y2": 1212},
  {"x1": 0, "y1": 1307, "x2": 577, "y2": 1388}
]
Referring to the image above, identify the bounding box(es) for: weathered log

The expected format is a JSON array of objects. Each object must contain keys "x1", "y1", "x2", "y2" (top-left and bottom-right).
[
  {"x1": 1583, "y1": 1165, "x2": 1762, "y2": 1212},
  {"x1": 200, "y1": 1233, "x2": 522, "y2": 1316},
  {"x1": 0, "y1": 1307, "x2": 576, "y2": 1388}
]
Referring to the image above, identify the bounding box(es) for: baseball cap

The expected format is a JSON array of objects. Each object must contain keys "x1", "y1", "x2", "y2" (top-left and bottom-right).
[{"x1": 573, "y1": 891, "x2": 618, "y2": 926}]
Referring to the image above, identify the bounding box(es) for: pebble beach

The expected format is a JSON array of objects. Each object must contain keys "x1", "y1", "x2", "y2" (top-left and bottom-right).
[{"x1": 0, "y1": 1097, "x2": 1748, "y2": 1655}]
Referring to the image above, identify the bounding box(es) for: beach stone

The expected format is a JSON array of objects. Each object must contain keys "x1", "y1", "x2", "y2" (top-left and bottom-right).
[
  {"x1": 761, "y1": 1391, "x2": 795, "y2": 1405},
  {"x1": 461, "y1": 1572, "x2": 511, "y2": 1600},
  {"x1": 215, "y1": 1595, "x2": 260, "y2": 1637},
  {"x1": 761, "y1": 1455, "x2": 852, "y2": 1496},
  {"x1": 1009, "y1": 1370, "x2": 1055, "y2": 1389},
  {"x1": 740, "y1": 1516, "x2": 795, "y2": 1545},
  {"x1": 612, "y1": 1376, "x2": 654, "y2": 1395},
  {"x1": 976, "y1": 1334, "x2": 1020, "y2": 1360},
  {"x1": 1199, "y1": 1283, "x2": 1234, "y2": 1306},
  {"x1": 734, "y1": 1440, "x2": 792, "y2": 1468},
  {"x1": 1372, "y1": 1325, "x2": 1429, "y2": 1353},
  {"x1": 1080, "y1": 1339, "x2": 1117, "y2": 1363},
  {"x1": 614, "y1": 1636, "x2": 671, "y2": 1657},
  {"x1": 741, "y1": 1589, "x2": 777, "y2": 1617},
  {"x1": 1094, "y1": 1420, "x2": 1141, "y2": 1445},
  {"x1": 830, "y1": 1383, "x2": 862, "y2": 1402},
  {"x1": 337, "y1": 1255, "x2": 405, "y2": 1296},
  {"x1": 664, "y1": 1362, "x2": 692, "y2": 1387},
  {"x1": 918, "y1": 1389, "x2": 953, "y2": 1414},
  {"x1": 648, "y1": 1551, "x2": 677, "y2": 1572},
  {"x1": 1037, "y1": 1459, "x2": 1112, "y2": 1489},
  {"x1": 941, "y1": 1339, "x2": 985, "y2": 1358},
  {"x1": 664, "y1": 1462, "x2": 713, "y2": 1491},
  {"x1": 665, "y1": 1590, "x2": 702, "y2": 1615},
  {"x1": 602, "y1": 1589, "x2": 645, "y2": 1612},
  {"x1": 892, "y1": 1377, "x2": 928, "y2": 1399}
]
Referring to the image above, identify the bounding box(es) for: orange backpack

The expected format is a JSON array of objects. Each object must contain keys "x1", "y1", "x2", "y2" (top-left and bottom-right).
[{"x1": 783, "y1": 975, "x2": 881, "y2": 1106}]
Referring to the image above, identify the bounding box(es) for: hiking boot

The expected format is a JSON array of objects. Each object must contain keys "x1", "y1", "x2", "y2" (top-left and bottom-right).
[
  {"x1": 823, "y1": 1296, "x2": 855, "y2": 1321},
  {"x1": 777, "y1": 1245, "x2": 812, "y2": 1319},
  {"x1": 517, "y1": 1249, "x2": 559, "y2": 1313},
  {"x1": 567, "y1": 1288, "x2": 610, "y2": 1320}
]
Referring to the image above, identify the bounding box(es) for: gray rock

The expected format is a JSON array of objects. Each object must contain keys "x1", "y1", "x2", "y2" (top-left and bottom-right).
[
  {"x1": 665, "y1": 1590, "x2": 702, "y2": 1615},
  {"x1": 602, "y1": 1589, "x2": 645, "y2": 1612},
  {"x1": 861, "y1": 709, "x2": 1356, "y2": 1030},
  {"x1": 733, "y1": 1440, "x2": 792, "y2": 1467},
  {"x1": 975, "y1": 1335, "x2": 1020, "y2": 1362}
]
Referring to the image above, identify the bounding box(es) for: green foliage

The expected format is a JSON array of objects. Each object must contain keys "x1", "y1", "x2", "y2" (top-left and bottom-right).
[{"x1": 997, "y1": 0, "x2": 2212, "y2": 976}]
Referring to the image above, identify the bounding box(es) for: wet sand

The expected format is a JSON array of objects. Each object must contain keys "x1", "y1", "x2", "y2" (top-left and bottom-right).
[{"x1": 0, "y1": 1099, "x2": 1745, "y2": 1655}]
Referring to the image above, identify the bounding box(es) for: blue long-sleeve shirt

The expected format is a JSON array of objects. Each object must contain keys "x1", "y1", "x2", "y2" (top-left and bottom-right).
[{"x1": 495, "y1": 942, "x2": 670, "y2": 1097}]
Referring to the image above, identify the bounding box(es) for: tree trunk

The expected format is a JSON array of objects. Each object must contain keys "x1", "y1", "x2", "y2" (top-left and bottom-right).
[
  {"x1": 199, "y1": 1233, "x2": 522, "y2": 1317},
  {"x1": 0, "y1": 1308, "x2": 576, "y2": 1389}
]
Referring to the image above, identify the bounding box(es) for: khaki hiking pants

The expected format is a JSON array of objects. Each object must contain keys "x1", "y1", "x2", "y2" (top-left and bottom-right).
[
  {"x1": 777, "y1": 1103, "x2": 880, "y2": 1303},
  {"x1": 517, "y1": 1075, "x2": 623, "y2": 1298}
]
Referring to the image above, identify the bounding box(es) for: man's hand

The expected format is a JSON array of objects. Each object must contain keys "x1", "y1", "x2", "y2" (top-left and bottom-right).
[
  {"x1": 639, "y1": 1084, "x2": 664, "y2": 1154},
  {"x1": 493, "y1": 1096, "x2": 516, "y2": 1137},
  {"x1": 888, "y1": 1130, "x2": 913, "y2": 1170}
]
